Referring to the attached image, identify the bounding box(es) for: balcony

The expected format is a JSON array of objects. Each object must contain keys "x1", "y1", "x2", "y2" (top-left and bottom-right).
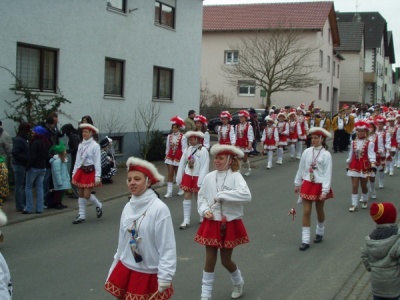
[{"x1": 363, "y1": 72, "x2": 377, "y2": 83}]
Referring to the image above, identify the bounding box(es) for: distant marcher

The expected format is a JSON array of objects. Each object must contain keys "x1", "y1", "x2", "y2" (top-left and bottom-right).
[
  {"x1": 71, "y1": 123, "x2": 103, "y2": 224},
  {"x1": 23, "y1": 126, "x2": 51, "y2": 214},
  {"x1": 11, "y1": 123, "x2": 31, "y2": 212},
  {"x1": 234, "y1": 110, "x2": 254, "y2": 176},
  {"x1": 164, "y1": 116, "x2": 186, "y2": 198},
  {"x1": 104, "y1": 157, "x2": 176, "y2": 300},
  {"x1": 0, "y1": 121, "x2": 12, "y2": 165},
  {"x1": 361, "y1": 202, "x2": 400, "y2": 300},
  {"x1": 261, "y1": 115, "x2": 279, "y2": 169},
  {"x1": 194, "y1": 115, "x2": 210, "y2": 150},
  {"x1": 99, "y1": 138, "x2": 116, "y2": 184},
  {"x1": 217, "y1": 111, "x2": 236, "y2": 146},
  {"x1": 49, "y1": 142, "x2": 70, "y2": 209},
  {"x1": 184, "y1": 110, "x2": 196, "y2": 132}
]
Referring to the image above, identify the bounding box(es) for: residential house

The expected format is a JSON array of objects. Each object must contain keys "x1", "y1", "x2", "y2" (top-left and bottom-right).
[
  {"x1": 0, "y1": 0, "x2": 203, "y2": 159},
  {"x1": 335, "y1": 21, "x2": 365, "y2": 105},
  {"x1": 336, "y1": 12, "x2": 396, "y2": 104},
  {"x1": 202, "y1": 2, "x2": 341, "y2": 113}
]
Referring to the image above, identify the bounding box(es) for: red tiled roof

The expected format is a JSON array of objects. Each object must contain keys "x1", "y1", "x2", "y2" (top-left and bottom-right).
[{"x1": 203, "y1": 1, "x2": 334, "y2": 31}]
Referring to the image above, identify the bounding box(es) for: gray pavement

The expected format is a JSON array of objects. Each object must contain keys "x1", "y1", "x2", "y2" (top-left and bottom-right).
[{"x1": 1, "y1": 138, "x2": 377, "y2": 299}]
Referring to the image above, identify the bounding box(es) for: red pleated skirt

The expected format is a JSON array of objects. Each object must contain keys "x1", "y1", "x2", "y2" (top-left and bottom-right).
[
  {"x1": 300, "y1": 180, "x2": 334, "y2": 201},
  {"x1": 104, "y1": 261, "x2": 174, "y2": 300},
  {"x1": 194, "y1": 218, "x2": 249, "y2": 248},
  {"x1": 180, "y1": 174, "x2": 199, "y2": 193},
  {"x1": 72, "y1": 169, "x2": 101, "y2": 188}
]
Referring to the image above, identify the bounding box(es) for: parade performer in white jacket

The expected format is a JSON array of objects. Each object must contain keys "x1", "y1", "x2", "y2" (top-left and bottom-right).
[
  {"x1": 176, "y1": 131, "x2": 210, "y2": 229},
  {"x1": 105, "y1": 157, "x2": 176, "y2": 300},
  {"x1": 195, "y1": 144, "x2": 251, "y2": 300},
  {"x1": 71, "y1": 123, "x2": 103, "y2": 224},
  {"x1": 294, "y1": 127, "x2": 333, "y2": 251}
]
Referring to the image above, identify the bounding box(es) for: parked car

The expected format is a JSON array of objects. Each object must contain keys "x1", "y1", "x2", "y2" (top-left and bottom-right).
[{"x1": 207, "y1": 109, "x2": 266, "y2": 134}]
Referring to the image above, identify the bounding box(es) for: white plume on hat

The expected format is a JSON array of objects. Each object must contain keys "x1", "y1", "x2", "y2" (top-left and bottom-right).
[
  {"x1": 210, "y1": 144, "x2": 244, "y2": 158},
  {"x1": 79, "y1": 123, "x2": 99, "y2": 134},
  {"x1": 126, "y1": 157, "x2": 164, "y2": 186},
  {"x1": 308, "y1": 127, "x2": 331, "y2": 138},
  {"x1": 184, "y1": 131, "x2": 205, "y2": 139}
]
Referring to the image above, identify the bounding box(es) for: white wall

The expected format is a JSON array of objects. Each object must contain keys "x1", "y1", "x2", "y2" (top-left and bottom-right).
[
  {"x1": 0, "y1": 0, "x2": 203, "y2": 143},
  {"x1": 339, "y1": 53, "x2": 364, "y2": 103}
]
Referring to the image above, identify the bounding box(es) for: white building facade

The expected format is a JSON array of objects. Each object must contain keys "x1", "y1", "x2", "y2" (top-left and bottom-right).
[{"x1": 0, "y1": 0, "x2": 203, "y2": 158}]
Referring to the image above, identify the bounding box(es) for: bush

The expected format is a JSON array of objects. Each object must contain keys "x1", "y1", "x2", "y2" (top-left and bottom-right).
[{"x1": 142, "y1": 130, "x2": 166, "y2": 161}]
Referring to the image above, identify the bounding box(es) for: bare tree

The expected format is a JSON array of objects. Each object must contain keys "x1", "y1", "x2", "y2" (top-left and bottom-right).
[
  {"x1": 92, "y1": 108, "x2": 128, "y2": 137},
  {"x1": 133, "y1": 101, "x2": 161, "y2": 159},
  {"x1": 221, "y1": 30, "x2": 321, "y2": 106}
]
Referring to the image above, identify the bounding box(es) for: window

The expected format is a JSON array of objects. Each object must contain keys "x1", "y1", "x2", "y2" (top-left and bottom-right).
[
  {"x1": 337, "y1": 65, "x2": 340, "y2": 78},
  {"x1": 384, "y1": 84, "x2": 387, "y2": 92},
  {"x1": 238, "y1": 81, "x2": 256, "y2": 96},
  {"x1": 16, "y1": 43, "x2": 58, "y2": 92},
  {"x1": 104, "y1": 58, "x2": 124, "y2": 97},
  {"x1": 319, "y1": 50, "x2": 323, "y2": 67},
  {"x1": 107, "y1": 0, "x2": 126, "y2": 13},
  {"x1": 333, "y1": 61, "x2": 336, "y2": 76},
  {"x1": 326, "y1": 86, "x2": 330, "y2": 102},
  {"x1": 327, "y1": 56, "x2": 330, "y2": 72},
  {"x1": 225, "y1": 51, "x2": 239, "y2": 64},
  {"x1": 328, "y1": 28, "x2": 331, "y2": 44},
  {"x1": 318, "y1": 84, "x2": 322, "y2": 100},
  {"x1": 155, "y1": 1, "x2": 175, "y2": 29},
  {"x1": 153, "y1": 66, "x2": 173, "y2": 100}
]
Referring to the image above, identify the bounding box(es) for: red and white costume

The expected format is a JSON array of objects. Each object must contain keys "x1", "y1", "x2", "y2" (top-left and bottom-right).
[
  {"x1": 347, "y1": 138, "x2": 376, "y2": 178},
  {"x1": 165, "y1": 116, "x2": 186, "y2": 167},
  {"x1": 194, "y1": 115, "x2": 210, "y2": 150},
  {"x1": 218, "y1": 111, "x2": 236, "y2": 145},
  {"x1": 261, "y1": 125, "x2": 279, "y2": 150},
  {"x1": 277, "y1": 119, "x2": 289, "y2": 146},
  {"x1": 235, "y1": 122, "x2": 254, "y2": 153}
]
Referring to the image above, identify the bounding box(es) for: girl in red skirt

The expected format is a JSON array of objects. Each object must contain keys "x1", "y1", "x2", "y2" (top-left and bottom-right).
[
  {"x1": 164, "y1": 116, "x2": 186, "y2": 198},
  {"x1": 176, "y1": 131, "x2": 210, "y2": 229},
  {"x1": 105, "y1": 157, "x2": 176, "y2": 300},
  {"x1": 218, "y1": 111, "x2": 236, "y2": 146},
  {"x1": 195, "y1": 144, "x2": 251, "y2": 299},
  {"x1": 235, "y1": 110, "x2": 254, "y2": 176},
  {"x1": 294, "y1": 127, "x2": 333, "y2": 251},
  {"x1": 71, "y1": 123, "x2": 103, "y2": 224},
  {"x1": 287, "y1": 109, "x2": 302, "y2": 159},
  {"x1": 276, "y1": 111, "x2": 289, "y2": 165},
  {"x1": 346, "y1": 121, "x2": 376, "y2": 212},
  {"x1": 261, "y1": 114, "x2": 279, "y2": 169}
]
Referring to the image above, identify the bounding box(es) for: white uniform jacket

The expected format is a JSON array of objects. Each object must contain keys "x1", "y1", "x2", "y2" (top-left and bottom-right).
[
  {"x1": 72, "y1": 138, "x2": 101, "y2": 178},
  {"x1": 294, "y1": 146, "x2": 332, "y2": 195},
  {"x1": 176, "y1": 145, "x2": 209, "y2": 188},
  {"x1": 107, "y1": 189, "x2": 176, "y2": 284},
  {"x1": 0, "y1": 253, "x2": 11, "y2": 300},
  {"x1": 197, "y1": 169, "x2": 251, "y2": 222}
]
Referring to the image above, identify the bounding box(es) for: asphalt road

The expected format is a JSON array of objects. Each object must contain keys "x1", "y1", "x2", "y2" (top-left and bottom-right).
[{"x1": 2, "y1": 148, "x2": 395, "y2": 299}]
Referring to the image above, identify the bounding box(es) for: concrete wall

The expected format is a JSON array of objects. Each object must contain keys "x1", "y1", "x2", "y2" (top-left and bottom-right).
[{"x1": 339, "y1": 53, "x2": 364, "y2": 103}]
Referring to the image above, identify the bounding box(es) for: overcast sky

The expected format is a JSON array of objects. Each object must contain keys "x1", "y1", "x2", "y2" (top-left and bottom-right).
[{"x1": 203, "y1": 0, "x2": 400, "y2": 69}]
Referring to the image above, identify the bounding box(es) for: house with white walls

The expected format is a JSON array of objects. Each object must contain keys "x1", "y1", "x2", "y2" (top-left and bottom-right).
[
  {"x1": 202, "y1": 2, "x2": 341, "y2": 113},
  {"x1": 336, "y1": 12, "x2": 396, "y2": 105},
  {"x1": 0, "y1": 0, "x2": 203, "y2": 159}
]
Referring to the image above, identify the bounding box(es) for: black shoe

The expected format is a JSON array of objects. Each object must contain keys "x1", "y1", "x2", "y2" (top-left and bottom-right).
[
  {"x1": 22, "y1": 210, "x2": 33, "y2": 214},
  {"x1": 61, "y1": 204, "x2": 68, "y2": 208},
  {"x1": 36, "y1": 211, "x2": 42, "y2": 214},
  {"x1": 72, "y1": 216, "x2": 85, "y2": 224},
  {"x1": 334, "y1": 150, "x2": 338, "y2": 153},
  {"x1": 54, "y1": 204, "x2": 64, "y2": 210},
  {"x1": 299, "y1": 243, "x2": 310, "y2": 251},
  {"x1": 314, "y1": 235, "x2": 323, "y2": 243},
  {"x1": 96, "y1": 207, "x2": 103, "y2": 219}
]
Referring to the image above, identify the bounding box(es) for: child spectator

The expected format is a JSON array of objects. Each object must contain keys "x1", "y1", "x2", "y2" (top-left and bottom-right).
[
  {"x1": 361, "y1": 202, "x2": 400, "y2": 300},
  {"x1": 49, "y1": 142, "x2": 71, "y2": 209}
]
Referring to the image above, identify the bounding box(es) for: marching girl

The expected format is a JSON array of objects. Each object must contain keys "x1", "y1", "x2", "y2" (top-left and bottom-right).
[
  {"x1": 218, "y1": 111, "x2": 236, "y2": 146},
  {"x1": 71, "y1": 123, "x2": 103, "y2": 224},
  {"x1": 365, "y1": 120, "x2": 382, "y2": 201},
  {"x1": 347, "y1": 121, "x2": 376, "y2": 212},
  {"x1": 296, "y1": 105, "x2": 309, "y2": 159},
  {"x1": 294, "y1": 127, "x2": 333, "y2": 251},
  {"x1": 105, "y1": 157, "x2": 176, "y2": 300},
  {"x1": 287, "y1": 109, "x2": 302, "y2": 159},
  {"x1": 164, "y1": 116, "x2": 187, "y2": 198},
  {"x1": 375, "y1": 116, "x2": 390, "y2": 188},
  {"x1": 176, "y1": 131, "x2": 210, "y2": 229},
  {"x1": 195, "y1": 144, "x2": 251, "y2": 300},
  {"x1": 261, "y1": 114, "x2": 279, "y2": 169},
  {"x1": 385, "y1": 114, "x2": 397, "y2": 176},
  {"x1": 276, "y1": 111, "x2": 289, "y2": 165},
  {"x1": 194, "y1": 115, "x2": 210, "y2": 150},
  {"x1": 235, "y1": 110, "x2": 254, "y2": 176}
]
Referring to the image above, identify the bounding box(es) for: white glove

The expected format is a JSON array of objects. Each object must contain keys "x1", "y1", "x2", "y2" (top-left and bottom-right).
[
  {"x1": 95, "y1": 177, "x2": 101, "y2": 185},
  {"x1": 158, "y1": 281, "x2": 171, "y2": 293}
]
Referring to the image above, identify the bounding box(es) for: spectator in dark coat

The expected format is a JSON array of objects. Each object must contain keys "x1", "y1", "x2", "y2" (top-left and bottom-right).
[
  {"x1": 249, "y1": 108, "x2": 260, "y2": 155},
  {"x1": 11, "y1": 123, "x2": 31, "y2": 212}
]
